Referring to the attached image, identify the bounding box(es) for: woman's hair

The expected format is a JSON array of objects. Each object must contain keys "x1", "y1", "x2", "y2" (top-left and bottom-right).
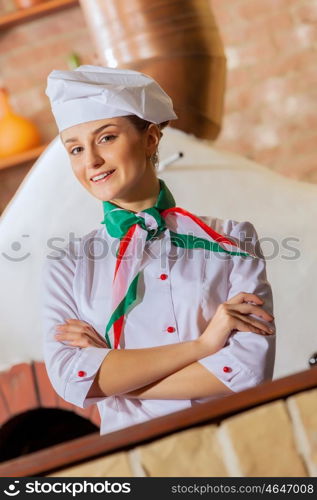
[{"x1": 124, "y1": 114, "x2": 169, "y2": 169}]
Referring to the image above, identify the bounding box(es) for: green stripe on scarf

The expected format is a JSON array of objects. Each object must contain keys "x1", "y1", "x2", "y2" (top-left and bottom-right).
[
  {"x1": 105, "y1": 273, "x2": 140, "y2": 346},
  {"x1": 101, "y1": 178, "x2": 175, "y2": 241},
  {"x1": 170, "y1": 232, "x2": 251, "y2": 257}
]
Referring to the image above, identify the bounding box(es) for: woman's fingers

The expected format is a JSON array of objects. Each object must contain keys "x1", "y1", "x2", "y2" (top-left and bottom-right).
[
  {"x1": 55, "y1": 325, "x2": 90, "y2": 337},
  {"x1": 56, "y1": 321, "x2": 98, "y2": 337},
  {"x1": 55, "y1": 331, "x2": 108, "y2": 348},
  {"x1": 65, "y1": 319, "x2": 95, "y2": 332},
  {"x1": 55, "y1": 330, "x2": 90, "y2": 341},
  {"x1": 57, "y1": 320, "x2": 90, "y2": 331},
  {"x1": 55, "y1": 333, "x2": 92, "y2": 347},
  {"x1": 231, "y1": 317, "x2": 270, "y2": 336},
  {"x1": 229, "y1": 311, "x2": 275, "y2": 335},
  {"x1": 227, "y1": 302, "x2": 274, "y2": 322},
  {"x1": 61, "y1": 319, "x2": 94, "y2": 331},
  {"x1": 55, "y1": 321, "x2": 109, "y2": 348},
  {"x1": 225, "y1": 292, "x2": 264, "y2": 306}
]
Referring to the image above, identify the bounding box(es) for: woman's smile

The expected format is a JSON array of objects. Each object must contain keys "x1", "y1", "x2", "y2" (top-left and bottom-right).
[{"x1": 90, "y1": 169, "x2": 116, "y2": 184}]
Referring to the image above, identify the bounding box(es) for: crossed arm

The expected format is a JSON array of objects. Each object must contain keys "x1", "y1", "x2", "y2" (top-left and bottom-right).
[{"x1": 86, "y1": 339, "x2": 234, "y2": 400}]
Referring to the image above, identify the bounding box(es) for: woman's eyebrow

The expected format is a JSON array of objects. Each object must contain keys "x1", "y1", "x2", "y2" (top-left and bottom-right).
[{"x1": 64, "y1": 123, "x2": 118, "y2": 143}]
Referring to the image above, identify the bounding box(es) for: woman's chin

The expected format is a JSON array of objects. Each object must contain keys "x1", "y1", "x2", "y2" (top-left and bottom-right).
[
  {"x1": 85, "y1": 184, "x2": 112, "y2": 201},
  {"x1": 93, "y1": 191, "x2": 115, "y2": 202}
]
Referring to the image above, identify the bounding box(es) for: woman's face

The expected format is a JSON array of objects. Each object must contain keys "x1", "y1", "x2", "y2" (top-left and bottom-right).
[{"x1": 60, "y1": 116, "x2": 159, "y2": 203}]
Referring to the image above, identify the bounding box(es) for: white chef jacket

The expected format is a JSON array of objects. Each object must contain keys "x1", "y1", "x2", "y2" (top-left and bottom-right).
[{"x1": 41, "y1": 215, "x2": 276, "y2": 435}]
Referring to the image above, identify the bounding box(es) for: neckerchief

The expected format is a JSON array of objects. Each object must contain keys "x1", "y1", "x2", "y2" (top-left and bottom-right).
[{"x1": 101, "y1": 178, "x2": 256, "y2": 348}]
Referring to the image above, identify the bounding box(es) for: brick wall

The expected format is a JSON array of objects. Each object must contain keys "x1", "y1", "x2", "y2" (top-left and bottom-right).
[
  {"x1": 0, "y1": 1, "x2": 95, "y2": 143},
  {"x1": 211, "y1": 0, "x2": 317, "y2": 183},
  {"x1": 1, "y1": 0, "x2": 316, "y2": 182}
]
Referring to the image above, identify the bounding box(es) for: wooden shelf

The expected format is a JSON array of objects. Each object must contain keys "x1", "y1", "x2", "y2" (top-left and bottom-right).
[
  {"x1": 0, "y1": 143, "x2": 50, "y2": 171},
  {"x1": 0, "y1": 0, "x2": 78, "y2": 28}
]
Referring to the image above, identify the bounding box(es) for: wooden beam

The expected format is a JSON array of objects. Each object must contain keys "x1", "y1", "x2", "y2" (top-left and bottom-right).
[{"x1": 0, "y1": 368, "x2": 316, "y2": 477}]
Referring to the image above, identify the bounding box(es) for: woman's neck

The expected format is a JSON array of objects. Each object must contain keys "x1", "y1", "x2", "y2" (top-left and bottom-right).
[{"x1": 110, "y1": 171, "x2": 160, "y2": 213}]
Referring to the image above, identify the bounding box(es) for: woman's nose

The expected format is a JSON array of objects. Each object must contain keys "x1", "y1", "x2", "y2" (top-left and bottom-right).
[{"x1": 84, "y1": 147, "x2": 104, "y2": 167}]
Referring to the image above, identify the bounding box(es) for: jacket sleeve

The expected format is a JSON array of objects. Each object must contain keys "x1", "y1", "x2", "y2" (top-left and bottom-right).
[
  {"x1": 197, "y1": 219, "x2": 276, "y2": 394},
  {"x1": 40, "y1": 242, "x2": 112, "y2": 409}
]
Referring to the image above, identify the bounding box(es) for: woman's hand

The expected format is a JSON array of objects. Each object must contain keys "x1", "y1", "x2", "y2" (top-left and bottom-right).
[
  {"x1": 198, "y1": 292, "x2": 275, "y2": 355},
  {"x1": 54, "y1": 319, "x2": 110, "y2": 348}
]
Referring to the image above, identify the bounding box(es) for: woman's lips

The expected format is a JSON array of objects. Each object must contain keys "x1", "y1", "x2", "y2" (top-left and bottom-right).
[{"x1": 91, "y1": 170, "x2": 115, "y2": 184}]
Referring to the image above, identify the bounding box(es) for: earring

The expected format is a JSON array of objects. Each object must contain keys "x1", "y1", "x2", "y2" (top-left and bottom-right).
[{"x1": 150, "y1": 151, "x2": 159, "y2": 169}]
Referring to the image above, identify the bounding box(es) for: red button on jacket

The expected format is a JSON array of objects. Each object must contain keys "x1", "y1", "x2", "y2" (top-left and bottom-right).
[
  {"x1": 160, "y1": 273, "x2": 168, "y2": 280},
  {"x1": 167, "y1": 326, "x2": 175, "y2": 333},
  {"x1": 77, "y1": 370, "x2": 86, "y2": 377},
  {"x1": 223, "y1": 366, "x2": 232, "y2": 373}
]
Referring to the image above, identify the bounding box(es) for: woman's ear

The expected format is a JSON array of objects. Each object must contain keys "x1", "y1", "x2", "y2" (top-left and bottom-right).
[{"x1": 145, "y1": 123, "x2": 160, "y2": 156}]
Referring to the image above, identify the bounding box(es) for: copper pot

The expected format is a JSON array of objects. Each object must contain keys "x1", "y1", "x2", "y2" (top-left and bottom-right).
[{"x1": 79, "y1": 0, "x2": 226, "y2": 141}]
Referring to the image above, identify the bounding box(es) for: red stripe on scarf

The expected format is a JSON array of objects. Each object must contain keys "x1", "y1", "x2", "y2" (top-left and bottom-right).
[
  {"x1": 114, "y1": 314, "x2": 124, "y2": 349},
  {"x1": 161, "y1": 207, "x2": 239, "y2": 247},
  {"x1": 114, "y1": 224, "x2": 137, "y2": 280}
]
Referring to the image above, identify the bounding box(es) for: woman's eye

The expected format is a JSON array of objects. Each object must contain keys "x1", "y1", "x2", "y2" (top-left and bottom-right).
[
  {"x1": 70, "y1": 147, "x2": 82, "y2": 155},
  {"x1": 100, "y1": 135, "x2": 116, "y2": 143},
  {"x1": 69, "y1": 135, "x2": 116, "y2": 155}
]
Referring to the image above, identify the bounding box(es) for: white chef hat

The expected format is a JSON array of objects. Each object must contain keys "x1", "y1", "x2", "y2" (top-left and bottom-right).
[{"x1": 45, "y1": 64, "x2": 178, "y2": 133}]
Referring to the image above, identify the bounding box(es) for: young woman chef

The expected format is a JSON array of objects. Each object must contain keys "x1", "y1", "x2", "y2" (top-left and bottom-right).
[{"x1": 42, "y1": 65, "x2": 276, "y2": 435}]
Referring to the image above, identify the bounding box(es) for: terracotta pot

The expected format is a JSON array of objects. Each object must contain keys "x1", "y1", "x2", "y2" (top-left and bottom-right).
[
  {"x1": 79, "y1": 0, "x2": 226, "y2": 141},
  {"x1": 0, "y1": 88, "x2": 41, "y2": 159}
]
